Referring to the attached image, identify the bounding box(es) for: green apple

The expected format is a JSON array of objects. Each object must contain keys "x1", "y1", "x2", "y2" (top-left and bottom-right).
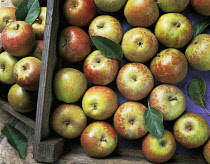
[
  {"x1": 185, "y1": 34, "x2": 210, "y2": 71},
  {"x1": 157, "y1": 0, "x2": 190, "y2": 13},
  {"x1": 94, "y1": 0, "x2": 127, "y2": 12},
  {"x1": 54, "y1": 68, "x2": 88, "y2": 103},
  {"x1": 121, "y1": 27, "x2": 159, "y2": 63},
  {"x1": 173, "y1": 112, "x2": 210, "y2": 149},
  {"x1": 0, "y1": 51, "x2": 19, "y2": 85},
  {"x1": 82, "y1": 86, "x2": 118, "y2": 120},
  {"x1": 142, "y1": 129, "x2": 176, "y2": 163},
  {"x1": 154, "y1": 13, "x2": 193, "y2": 48},
  {"x1": 203, "y1": 138, "x2": 210, "y2": 163},
  {"x1": 50, "y1": 104, "x2": 87, "y2": 139},
  {"x1": 191, "y1": 0, "x2": 210, "y2": 16},
  {"x1": 7, "y1": 83, "x2": 37, "y2": 113},
  {"x1": 88, "y1": 15, "x2": 123, "y2": 43},
  {"x1": 113, "y1": 101, "x2": 148, "y2": 140},
  {"x1": 149, "y1": 84, "x2": 186, "y2": 120},
  {"x1": 124, "y1": 0, "x2": 159, "y2": 27}
]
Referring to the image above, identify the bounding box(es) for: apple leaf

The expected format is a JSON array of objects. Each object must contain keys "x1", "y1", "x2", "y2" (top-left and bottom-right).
[
  {"x1": 193, "y1": 17, "x2": 210, "y2": 37},
  {"x1": 91, "y1": 36, "x2": 123, "y2": 60},
  {"x1": 16, "y1": 0, "x2": 40, "y2": 25},
  {"x1": 1, "y1": 123, "x2": 28, "y2": 159},
  {"x1": 143, "y1": 107, "x2": 164, "y2": 138},
  {"x1": 188, "y1": 77, "x2": 210, "y2": 116}
]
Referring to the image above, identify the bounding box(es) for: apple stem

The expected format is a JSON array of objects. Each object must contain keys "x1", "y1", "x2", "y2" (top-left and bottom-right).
[
  {"x1": 204, "y1": 107, "x2": 210, "y2": 116},
  {"x1": 35, "y1": 18, "x2": 42, "y2": 24},
  {"x1": 15, "y1": 24, "x2": 20, "y2": 30},
  {"x1": 168, "y1": 96, "x2": 177, "y2": 101}
]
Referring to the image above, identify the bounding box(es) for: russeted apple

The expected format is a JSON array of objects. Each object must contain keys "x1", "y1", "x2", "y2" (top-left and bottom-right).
[
  {"x1": 191, "y1": 0, "x2": 210, "y2": 16},
  {"x1": 31, "y1": 40, "x2": 43, "y2": 60},
  {"x1": 94, "y1": 0, "x2": 127, "y2": 12},
  {"x1": 203, "y1": 138, "x2": 210, "y2": 163}
]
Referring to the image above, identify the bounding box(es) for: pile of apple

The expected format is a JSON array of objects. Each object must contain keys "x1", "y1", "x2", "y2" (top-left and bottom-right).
[
  {"x1": 49, "y1": 0, "x2": 210, "y2": 163},
  {"x1": 0, "y1": 0, "x2": 47, "y2": 113}
]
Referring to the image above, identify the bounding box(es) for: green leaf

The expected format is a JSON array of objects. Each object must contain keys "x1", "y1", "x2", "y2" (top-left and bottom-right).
[
  {"x1": 193, "y1": 17, "x2": 210, "y2": 37},
  {"x1": 143, "y1": 107, "x2": 164, "y2": 138},
  {"x1": 91, "y1": 36, "x2": 123, "y2": 60},
  {"x1": 1, "y1": 123, "x2": 28, "y2": 159},
  {"x1": 16, "y1": 0, "x2": 40, "y2": 25},
  {"x1": 188, "y1": 77, "x2": 210, "y2": 115}
]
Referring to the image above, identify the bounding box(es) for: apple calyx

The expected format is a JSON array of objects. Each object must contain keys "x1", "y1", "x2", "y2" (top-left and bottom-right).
[
  {"x1": 101, "y1": 137, "x2": 107, "y2": 142},
  {"x1": 168, "y1": 96, "x2": 178, "y2": 101},
  {"x1": 71, "y1": 2, "x2": 77, "y2": 8},
  {"x1": 132, "y1": 75, "x2": 137, "y2": 81},
  {"x1": 0, "y1": 63, "x2": 5, "y2": 72},
  {"x1": 185, "y1": 124, "x2": 193, "y2": 131},
  {"x1": 174, "y1": 22, "x2": 181, "y2": 28},
  {"x1": 159, "y1": 139, "x2": 167, "y2": 148},
  {"x1": 64, "y1": 120, "x2": 70, "y2": 126},
  {"x1": 97, "y1": 23, "x2": 104, "y2": 29},
  {"x1": 91, "y1": 103, "x2": 98, "y2": 110}
]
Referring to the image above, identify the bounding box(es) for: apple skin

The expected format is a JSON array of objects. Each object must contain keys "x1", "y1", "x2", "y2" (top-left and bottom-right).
[
  {"x1": 113, "y1": 101, "x2": 148, "y2": 140},
  {"x1": 13, "y1": 56, "x2": 41, "y2": 91},
  {"x1": 31, "y1": 7, "x2": 47, "y2": 40},
  {"x1": 83, "y1": 50, "x2": 119, "y2": 85},
  {"x1": 0, "y1": 7, "x2": 16, "y2": 33},
  {"x1": 191, "y1": 0, "x2": 210, "y2": 16},
  {"x1": 94, "y1": 0, "x2": 127, "y2": 12},
  {"x1": 150, "y1": 48, "x2": 188, "y2": 84},
  {"x1": 142, "y1": 129, "x2": 176, "y2": 163},
  {"x1": 116, "y1": 63, "x2": 154, "y2": 101},
  {"x1": 124, "y1": 0, "x2": 159, "y2": 27},
  {"x1": 0, "y1": 51, "x2": 19, "y2": 85},
  {"x1": 88, "y1": 15, "x2": 123, "y2": 43},
  {"x1": 154, "y1": 13, "x2": 193, "y2": 48},
  {"x1": 54, "y1": 68, "x2": 88, "y2": 103},
  {"x1": 121, "y1": 27, "x2": 159, "y2": 63},
  {"x1": 31, "y1": 40, "x2": 43, "y2": 60},
  {"x1": 7, "y1": 83, "x2": 37, "y2": 113},
  {"x1": 185, "y1": 34, "x2": 210, "y2": 71},
  {"x1": 82, "y1": 86, "x2": 118, "y2": 120},
  {"x1": 50, "y1": 104, "x2": 87, "y2": 139},
  {"x1": 157, "y1": 0, "x2": 190, "y2": 13},
  {"x1": 173, "y1": 112, "x2": 210, "y2": 149},
  {"x1": 149, "y1": 84, "x2": 186, "y2": 121},
  {"x1": 80, "y1": 121, "x2": 118, "y2": 158},
  {"x1": 58, "y1": 26, "x2": 91, "y2": 63},
  {"x1": 63, "y1": 0, "x2": 96, "y2": 27},
  {"x1": 1, "y1": 21, "x2": 36, "y2": 57},
  {"x1": 0, "y1": 33, "x2": 3, "y2": 52},
  {"x1": 203, "y1": 138, "x2": 210, "y2": 163}
]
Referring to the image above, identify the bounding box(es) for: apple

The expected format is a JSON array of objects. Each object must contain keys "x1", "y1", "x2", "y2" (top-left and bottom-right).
[
  {"x1": 149, "y1": 84, "x2": 186, "y2": 120},
  {"x1": 58, "y1": 26, "x2": 91, "y2": 63},
  {"x1": 173, "y1": 112, "x2": 210, "y2": 149},
  {"x1": 31, "y1": 40, "x2": 43, "y2": 60},
  {"x1": 31, "y1": 7, "x2": 47, "y2": 40},
  {"x1": 157, "y1": 0, "x2": 190, "y2": 13},
  {"x1": 203, "y1": 138, "x2": 210, "y2": 163},
  {"x1": 63, "y1": 0, "x2": 96, "y2": 27},
  {"x1": 142, "y1": 129, "x2": 176, "y2": 163},
  {"x1": 1, "y1": 21, "x2": 36, "y2": 57},
  {"x1": 113, "y1": 101, "x2": 148, "y2": 140},
  {"x1": 150, "y1": 48, "x2": 188, "y2": 84},
  {"x1": 82, "y1": 86, "x2": 118, "y2": 120},
  {"x1": 88, "y1": 15, "x2": 123, "y2": 43},
  {"x1": 94, "y1": 0, "x2": 127, "y2": 12},
  {"x1": 191, "y1": 0, "x2": 210, "y2": 16},
  {"x1": 0, "y1": 7, "x2": 16, "y2": 33},
  {"x1": 121, "y1": 27, "x2": 159, "y2": 63},
  {"x1": 124, "y1": 0, "x2": 159, "y2": 27},
  {"x1": 80, "y1": 121, "x2": 118, "y2": 158},
  {"x1": 83, "y1": 50, "x2": 119, "y2": 85},
  {"x1": 0, "y1": 51, "x2": 19, "y2": 85},
  {"x1": 185, "y1": 34, "x2": 210, "y2": 71},
  {"x1": 116, "y1": 63, "x2": 154, "y2": 101},
  {"x1": 50, "y1": 104, "x2": 87, "y2": 139},
  {"x1": 54, "y1": 68, "x2": 88, "y2": 103},
  {"x1": 154, "y1": 13, "x2": 193, "y2": 48},
  {"x1": 7, "y1": 83, "x2": 37, "y2": 113},
  {"x1": 13, "y1": 56, "x2": 41, "y2": 91},
  {"x1": 0, "y1": 33, "x2": 3, "y2": 52}
]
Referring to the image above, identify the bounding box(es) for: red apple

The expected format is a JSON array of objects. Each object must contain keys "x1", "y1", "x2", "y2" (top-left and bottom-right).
[
  {"x1": 113, "y1": 101, "x2": 148, "y2": 140},
  {"x1": 191, "y1": 0, "x2": 210, "y2": 16},
  {"x1": 50, "y1": 104, "x2": 87, "y2": 139},
  {"x1": 1, "y1": 21, "x2": 36, "y2": 57},
  {"x1": 173, "y1": 112, "x2": 210, "y2": 149},
  {"x1": 31, "y1": 40, "x2": 43, "y2": 60},
  {"x1": 150, "y1": 48, "x2": 188, "y2": 84},
  {"x1": 63, "y1": 0, "x2": 96, "y2": 27},
  {"x1": 80, "y1": 121, "x2": 118, "y2": 158},
  {"x1": 142, "y1": 129, "x2": 176, "y2": 163},
  {"x1": 58, "y1": 26, "x2": 92, "y2": 63},
  {"x1": 82, "y1": 86, "x2": 118, "y2": 120},
  {"x1": 83, "y1": 50, "x2": 119, "y2": 85},
  {"x1": 13, "y1": 56, "x2": 41, "y2": 91},
  {"x1": 116, "y1": 63, "x2": 154, "y2": 101},
  {"x1": 203, "y1": 138, "x2": 210, "y2": 163}
]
